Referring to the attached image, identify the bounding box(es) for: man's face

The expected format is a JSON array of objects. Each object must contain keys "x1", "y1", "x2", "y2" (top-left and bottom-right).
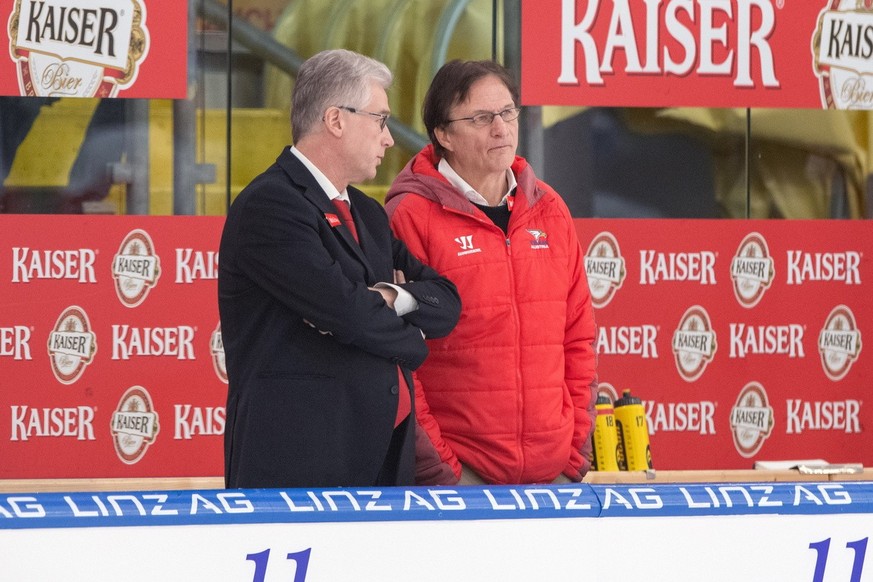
[
  {"x1": 343, "y1": 81, "x2": 394, "y2": 184},
  {"x1": 436, "y1": 74, "x2": 518, "y2": 185}
]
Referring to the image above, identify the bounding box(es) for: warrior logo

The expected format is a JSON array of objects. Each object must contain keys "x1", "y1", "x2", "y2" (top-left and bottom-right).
[
  {"x1": 112, "y1": 229, "x2": 160, "y2": 308},
  {"x1": 110, "y1": 385, "x2": 159, "y2": 464},
  {"x1": 813, "y1": 1, "x2": 873, "y2": 109},
  {"x1": 47, "y1": 305, "x2": 96, "y2": 385},
  {"x1": 585, "y1": 232, "x2": 626, "y2": 308},
  {"x1": 211, "y1": 322, "x2": 227, "y2": 384},
  {"x1": 454, "y1": 234, "x2": 481, "y2": 256},
  {"x1": 729, "y1": 382, "x2": 774, "y2": 458},
  {"x1": 7, "y1": 0, "x2": 150, "y2": 97},
  {"x1": 818, "y1": 305, "x2": 863, "y2": 380},
  {"x1": 730, "y1": 232, "x2": 774, "y2": 308},
  {"x1": 672, "y1": 306, "x2": 717, "y2": 382}
]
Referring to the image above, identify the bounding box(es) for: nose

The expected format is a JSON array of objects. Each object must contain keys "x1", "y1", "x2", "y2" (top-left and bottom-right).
[
  {"x1": 490, "y1": 114, "x2": 507, "y2": 134},
  {"x1": 383, "y1": 125, "x2": 394, "y2": 148}
]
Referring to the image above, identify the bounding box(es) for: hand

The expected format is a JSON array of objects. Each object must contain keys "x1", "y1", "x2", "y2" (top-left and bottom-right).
[
  {"x1": 369, "y1": 285, "x2": 398, "y2": 309},
  {"x1": 393, "y1": 269, "x2": 406, "y2": 284}
]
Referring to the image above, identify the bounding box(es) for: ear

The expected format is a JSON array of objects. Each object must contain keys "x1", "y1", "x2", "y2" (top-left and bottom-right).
[
  {"x1": 322, "y1": 107, "x2": 344, "y2": 137},
  {"x1": 434, "y1": 125, "x2": 454, "y2": 154}
]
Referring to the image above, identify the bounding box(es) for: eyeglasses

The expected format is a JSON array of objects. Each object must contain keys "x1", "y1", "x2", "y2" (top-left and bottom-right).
[
  {"x1": 338, "y1": 106, "x2": 390, "y2": 131},
  {"x1": 445, "y1": 106, "x2": 521, "y2": 127}
]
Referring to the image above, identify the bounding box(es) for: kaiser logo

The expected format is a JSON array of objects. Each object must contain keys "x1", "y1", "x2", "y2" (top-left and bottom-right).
[
  {"x1": 818, "y1": 305, "x2": 863, "y2": 380},
  {"x1": 112, "y1": 228, "x2": 160, "y2": 308},
  {"x1": 672, "y1": 306, "x2": 717, "y2": 382},
  {"x1": 7, "y1": 0, "x2": 150, "y2": 98},
  {"x1": 729, "y1": 382, "x2": 774, "y2": 458},
  {"x1": 585, "y1": 232, "x2": 626, "y2": 308},
  {"x1": 558, "y1": 0, "x2": 779, "y2": 89},
  {"x1": 730, "y1": 232, "x2": 774, "y2": 308},
  {"x1": 111, "y1": 385, "x2": 159, "y2": 464},
  {"x1": 813, "y1": 1, "x2": 873, "y2": 109},
  {"x1": 47, "y1": 305, "x2": 96, "y2": 385},
  {"x1": 211, "y1": 322, "x2": 227, "y2": 384},
  {"x1": 0, "y1": 325, "x2": 31, "y2": 360}
]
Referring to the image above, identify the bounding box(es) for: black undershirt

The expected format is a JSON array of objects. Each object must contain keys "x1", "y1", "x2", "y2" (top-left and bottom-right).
[{"x1": 472, "y1": 201, "x2": 511, "y2": 234}]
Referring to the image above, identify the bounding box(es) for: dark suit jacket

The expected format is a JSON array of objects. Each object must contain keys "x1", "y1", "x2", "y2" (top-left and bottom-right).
[{"x1": 219, "y1": 148, "x2": 460, "y2": 489}]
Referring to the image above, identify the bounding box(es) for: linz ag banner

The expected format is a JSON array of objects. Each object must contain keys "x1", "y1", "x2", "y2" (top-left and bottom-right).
[
  {"x1": 0, "y1": 0, "x2": 187, "y2": 98},
  {"x1": 0, "y1": 216, "x2": 869, "y2": 479},
  {"x1": 522, "y1": 0, "x2": 873, "y2": 109},
  {"x1": 2, "y1": 483, "x2": 872, "y2": 580}
]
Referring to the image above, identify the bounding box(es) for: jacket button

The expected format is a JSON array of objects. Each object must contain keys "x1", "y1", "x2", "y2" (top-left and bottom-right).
[{"x1": 390, "y1": 384, "x2": 399, "y2": 395}]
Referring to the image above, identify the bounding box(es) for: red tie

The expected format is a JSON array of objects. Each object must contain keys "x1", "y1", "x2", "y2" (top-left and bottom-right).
[
  {"x1": 332, "y1": 198, "x2": 359, "y2": 242},
  {"x1": 332, "y1": 198, "x2": 410, "y2": 426},
  {"x1": 395, "y1": 370, "x2": 411, "y2": 427}
]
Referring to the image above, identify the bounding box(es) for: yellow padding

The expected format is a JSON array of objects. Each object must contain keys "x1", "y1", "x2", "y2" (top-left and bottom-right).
[{"x1": 5, "y1": 99, "x2": 99, "y2": 187}]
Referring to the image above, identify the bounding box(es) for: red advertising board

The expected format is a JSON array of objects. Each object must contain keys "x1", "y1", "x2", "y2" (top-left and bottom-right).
[
  {"x1": 0, "y1": 0, "x2": 187, "y2": 99},
  {"x1": 580, "y1": 219, "x2": 869, "y2": 470},
  {"x1": 1, "y1": 216, "x2": 223, "y2": 478},
  {"x1": 522, "y1": 0, "x2": 871, "y2": 109},
  {"x1": 0, "y1": 216, "x2": 868, "y2": 478}
]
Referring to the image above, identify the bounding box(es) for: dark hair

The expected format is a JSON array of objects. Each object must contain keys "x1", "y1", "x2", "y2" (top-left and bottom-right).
[{"x1": 422, "y1": 60, "x2": 520, "y2": 157}]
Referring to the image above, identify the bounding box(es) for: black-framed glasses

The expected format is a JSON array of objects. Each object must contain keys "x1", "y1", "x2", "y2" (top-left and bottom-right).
[
  {"x1": 446, "y1": 106, "x2": 521, "y2": 127},
  {"x1": 338, "y1": 106, "x2": 390, "y2": 131}
]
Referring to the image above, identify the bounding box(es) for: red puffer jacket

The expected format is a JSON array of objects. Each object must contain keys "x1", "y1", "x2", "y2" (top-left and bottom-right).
[{"x1": 385, "y1": 145, "x2": 598, "y2": 484}]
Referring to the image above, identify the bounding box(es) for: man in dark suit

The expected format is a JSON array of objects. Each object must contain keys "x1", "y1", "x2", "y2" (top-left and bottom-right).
[{"x1": 218, "y1": 49, "x2": 461, "y2": 489}]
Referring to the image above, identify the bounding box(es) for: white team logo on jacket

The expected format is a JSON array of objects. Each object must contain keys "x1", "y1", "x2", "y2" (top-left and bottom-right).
[
  {"x1": 526, "y1": 229, "x2": 549, "y2": 249},
  {"x1": 454, "y1": 234, "x2": 481, "y2": 256}
]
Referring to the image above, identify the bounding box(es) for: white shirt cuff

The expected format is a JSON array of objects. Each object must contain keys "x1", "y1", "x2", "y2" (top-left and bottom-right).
[{"x1": 375, "y1": 283, "x2": 419, "y2": 316}]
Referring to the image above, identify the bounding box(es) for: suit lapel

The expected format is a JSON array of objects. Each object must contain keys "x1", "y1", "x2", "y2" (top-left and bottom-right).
[{"x1": 277, "y1": 150, "x2": 377, "y2": 282}]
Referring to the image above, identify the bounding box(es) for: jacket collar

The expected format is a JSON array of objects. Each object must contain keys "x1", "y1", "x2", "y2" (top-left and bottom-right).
[
  {"x1": 276, "y1": 148, "x2": 376, "y2": 281},
  {"x1": 385, "y1": 144, "x2": 546, "y2": 217}
]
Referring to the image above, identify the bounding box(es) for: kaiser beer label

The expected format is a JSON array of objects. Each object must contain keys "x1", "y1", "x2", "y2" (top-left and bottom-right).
[
  {"x1": 585, "y1": 232, "x2": 626, "y2": 308},
  {"x1": 111, "y1": 385, "x2": 159, "y2": 464},
  {"x1": 211, "y1": 322, "x2": 227, "y2": 384},
  {"x1": 112, "y1": 229, "x2": 160, "y2": 308},
  {"x1": 672, "y1": 306, "x2": 717, "y2": 382},
  {"x1": 813, "y1": 1, "x2": 873, "y2": 109},
  {"x1": 730, "y1": 232, "x2": 775, "y2": 308},
  {"x1": 729, "y1": 382, "x2": 774, "y2": 458},
  {"x1": 7, "y1": 0, "x2": 150, "y2": 98},
  {"x1": 47, "y1": 305, "x2": 96, "y2": 385},
  {"x1": 818, "y1": 305, "x2": 863, "y2": 380}
]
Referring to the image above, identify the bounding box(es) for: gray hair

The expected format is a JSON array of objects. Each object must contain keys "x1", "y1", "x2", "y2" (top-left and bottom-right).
[{"x1": 291, "y1": 49, "x2": 393, "y2": 141}]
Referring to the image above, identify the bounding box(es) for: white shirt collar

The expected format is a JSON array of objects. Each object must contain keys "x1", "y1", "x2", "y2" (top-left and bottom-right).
[
  {"x1": 438, "y1": 158, "x2": 516, "y2": 207},
  {"x1": 290, "y1": 146, "x2": 351, "y2": 204}
]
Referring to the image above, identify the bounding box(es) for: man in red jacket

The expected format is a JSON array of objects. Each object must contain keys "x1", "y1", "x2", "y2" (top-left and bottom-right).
[{"x1": 385, "y1": 60, "x2": 598, "y2": 485}]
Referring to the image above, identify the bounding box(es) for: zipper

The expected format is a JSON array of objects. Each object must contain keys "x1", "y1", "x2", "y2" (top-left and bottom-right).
[
  {"x1": 504, "y1": 234, "x2": 526, "y2": 483},
  {"x1": 444, "y1": 202, "x2": 527, "y2": 482}
]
